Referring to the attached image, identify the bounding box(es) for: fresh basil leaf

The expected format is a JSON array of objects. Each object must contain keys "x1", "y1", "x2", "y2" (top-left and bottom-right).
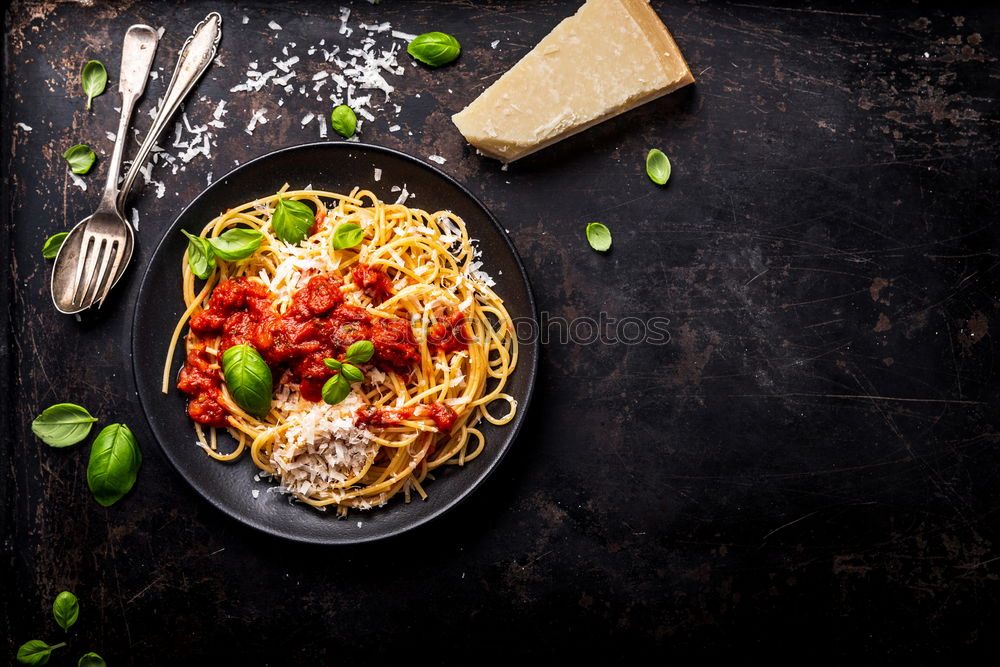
[
  {"x1": 81, "y1": 60, "x2": 107, "y2": 110},
  {"x1": 63, "y1": 144, "x2": 96, "y2": 175},
  {"x1": 332, "y1": 223, "x2": 365, "y2": 250},
  {"x1": 78, "y1": 654, "x2": 106, "y2": 667},
  {"x1": 321, "y1": 373, "x2": 351, "y2": 405},
  {"x1": 271, "y1": 197, "x2": 314, "y2": 245},
  {"x1": 16, "y1": 640, "x2": 64, "y2": 665},
  {"x1": 645, "y1": 149, "x2": 671, "y2": 185},
  {"x1": 407, "y1": 32, "x2": 461, "y2": 67},
  {"x1": 43, "y1": 233, "x2": 68, "y2": 259},
  {"x1": 181, "y1": 230, "x2": 216, "y2": 279},
  {"x1": 345, "y1": 340, "x2": 375, "y2": 364},
  {"x1": 86, "y1": 424, "x2": 142, "y2": 507},
  {"x1": 340, "y1": 363, "x2": 364, "y2": 383},
  {"x1": 323, "y1": 358, "x2": 343, "y2": 371},
  {"x1": 585, "y1": 223, "x2": 612, "y2": 252},
  {"x1": 221, "y1": 344, "x2": 273, "y2": 417},
  {"x1": 207, "y1": 228, "x2": 262, "y2": 261},
  {"x1": 330, "y1": 104, "x2": 357, "y2": 138},
  {"x1": 32, "y1": 403, "x2": 97, "y2": 448},
  {"x1": 52, "y1": 591, "x2": 80, "y2": 632}
]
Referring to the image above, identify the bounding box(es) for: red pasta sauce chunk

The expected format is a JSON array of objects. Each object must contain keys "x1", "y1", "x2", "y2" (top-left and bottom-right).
[{"x1": 179, "y1": 274, "x2": 422, "y2": 420}]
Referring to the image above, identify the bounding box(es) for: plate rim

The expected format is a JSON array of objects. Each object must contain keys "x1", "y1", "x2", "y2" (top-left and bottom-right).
[{"x1": 130, "y1": 141, "x2": 538, "y2": 544}]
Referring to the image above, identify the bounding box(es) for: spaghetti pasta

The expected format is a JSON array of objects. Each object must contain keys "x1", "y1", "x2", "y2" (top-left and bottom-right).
[{"x1": 162, "y1": 186, "x2": 518, "y2": 513}]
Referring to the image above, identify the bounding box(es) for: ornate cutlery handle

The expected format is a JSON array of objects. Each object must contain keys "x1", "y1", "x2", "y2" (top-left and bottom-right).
[
  {"x1": 117, "y1": 12, "x2": 222, "y2": 210},
  {"x1": 98, "y1": 24, "x2": 158, "y2": 213}
]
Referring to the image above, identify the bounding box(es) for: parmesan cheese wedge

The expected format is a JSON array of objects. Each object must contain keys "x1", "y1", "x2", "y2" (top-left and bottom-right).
[{"x1": 452, "y1": 0, "x2": 694, "y2": 162}]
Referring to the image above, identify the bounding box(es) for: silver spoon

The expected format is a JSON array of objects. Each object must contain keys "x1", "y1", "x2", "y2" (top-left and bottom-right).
[
  {"x1": 51, "y1": 24, "x2": 158, "y2": 314},
  {"x1": 51, "y1": 13, "x2": 223, "y2": 313}
]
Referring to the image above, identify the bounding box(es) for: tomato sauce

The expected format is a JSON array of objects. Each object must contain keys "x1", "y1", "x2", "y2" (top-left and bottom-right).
[
  {"x1": 356, "y1": 402, "x2": 458, "y2": 432},
  {"x1": 312, "y1": 209, "x2": 326, "y2": 235},
  {"x1": 176, "y1": 346, "x2": 229, "y2": 427},
  {"x1": 179, "y1": 274, "x2": 421, "y2": 422},
  {"x1": 352, "y1": 262, "x2": 394, "y2": 302},
  {"x1": 427, "y1": 311, "x2": 470, "y2": 353}
]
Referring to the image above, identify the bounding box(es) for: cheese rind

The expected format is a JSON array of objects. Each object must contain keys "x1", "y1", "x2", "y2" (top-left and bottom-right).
[{"x1": 452, "y1": 0, "x2": 694, "y2": 162}]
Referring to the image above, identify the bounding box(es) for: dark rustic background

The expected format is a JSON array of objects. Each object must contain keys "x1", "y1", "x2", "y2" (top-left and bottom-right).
[{"x1": 4, "y1": 0, "x2": 999, "y2": 661}]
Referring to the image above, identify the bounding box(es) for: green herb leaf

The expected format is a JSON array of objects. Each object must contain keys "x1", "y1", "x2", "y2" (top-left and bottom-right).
[
  {"x1": 330, "y1": 104, "x2": 358, "y2": 138},
  {"x1": 407, "y1": 32, "x2": 461, "y2": 67},
  {"x1": 321, "y1": 373, "x2": 351, "y2": 406},
  {"x1": 78, "y1": 653, "x2": 106, "y2": 667},
  {"x1": 340, "y1": 363, "x2": 364, "y2": 383},
  {"x1": 332, "y1": 223, "x2": 365, "y2": 250},
  {"x1": 81, "y1": 60, "x2": 107, "y2": 110},
  {"x1": 207, "y1": 228, "x2": 263, "y2": 261},
  {"x1": 345, "y1": 340, "x2": 375, "y2": 364},
  {"x1": 181, "y1": 230, "x2": 216, "y2": 279},
  {"x1": 323, "y1": 358, "x2": 343, "y2": 372},
  {"x1": 221, "y1": 344, "x2": 273, "y2": 418},
  {"x1": 645, "y1": 149, "x2": 671, "y2": 185},
  {"x1": 585, "y1": 223, "x2": 612, "y2": 252},
  {"x1": 271, "y1": 197, "x2": 314, "y2": 245},
  {"x1": 31, "y1": 404, "x2": 97, "y2": 448},
  {"x1": 86, "y1": 424, "x2": 142, "y2": 507},
  {"x1": 63, "y1": 145, "x2": 96, "y2": 175},
  {"x1": 42, "y1": 233, "x2": 69, "y2": 260},
  {"x1": 52, "y1": 591, "x2": 80, "y2": 632},
  {"x1": 16, "y1": 640, "x2": 65, "y2": 665}
]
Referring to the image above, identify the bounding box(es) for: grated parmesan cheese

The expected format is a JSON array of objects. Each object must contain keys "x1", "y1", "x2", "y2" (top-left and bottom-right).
[
  {"x1": 338, "y1": 6, "x2": 352, "y2": 36},
  {"x1": 245, "y1": 108, "x2": 268, "y2": 135},
  {"x1": 270, "y1": 388, "x2": 374, "y2": 497},
  {"x1": 274, "y1": 55, "x2": 300, "y2": 72}
]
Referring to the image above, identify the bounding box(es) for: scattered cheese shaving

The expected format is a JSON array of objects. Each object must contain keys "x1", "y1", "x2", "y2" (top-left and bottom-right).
[
  {"x1": 338, "y1": 7, "x2": 352, "y2": 36},
  {"x1": 246, "y1": 108, "x2": 268, "y2": 135}
]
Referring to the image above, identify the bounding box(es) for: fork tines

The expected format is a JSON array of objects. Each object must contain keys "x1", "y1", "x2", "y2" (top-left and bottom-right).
[{"x1": 69, "y1": 233, "x2": 124, "y2": 310}]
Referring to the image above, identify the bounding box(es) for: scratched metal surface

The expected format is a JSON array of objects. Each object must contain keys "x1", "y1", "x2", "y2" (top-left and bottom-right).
[{"x1": 3, "y1": 0, "x2": 999, "y2": 660}]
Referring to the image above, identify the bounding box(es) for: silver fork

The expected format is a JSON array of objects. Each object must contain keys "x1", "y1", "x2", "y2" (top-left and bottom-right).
[{"x1": 65, "y1": 24, "x2": 159, "y2": 311}]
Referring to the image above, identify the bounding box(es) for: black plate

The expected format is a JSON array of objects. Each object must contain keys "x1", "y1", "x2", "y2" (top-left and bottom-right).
[{"x1": 131, "y1": 142, "x2": 538, "y2": 544}]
